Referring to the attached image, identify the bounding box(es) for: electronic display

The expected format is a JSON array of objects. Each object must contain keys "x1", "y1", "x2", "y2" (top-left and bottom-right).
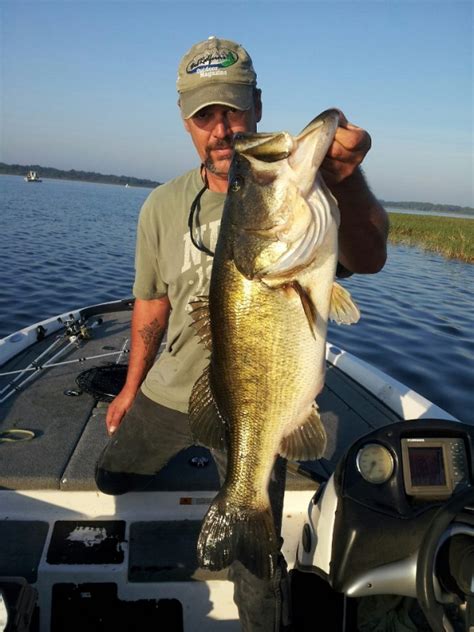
[
  {"x1": 401, "y1": 438, "x2": 457, "y2": 498},
  {"x1": 408, "y1": 447, "x2": 446, "y2": 487}
]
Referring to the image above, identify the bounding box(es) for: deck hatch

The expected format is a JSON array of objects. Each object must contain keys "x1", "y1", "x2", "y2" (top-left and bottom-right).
[
  {"x1": 0, "y1": 521, "x2": 48, "y2": 582},
  {"x1": 51, "y1": 583, "x2": 183, "y2": 631},
  {"x1": 129, "y1": 520, "x2": 228, "y2": 582},
  {"x1": 47, "y1": 520, "x2": 125, "y2": 565}
]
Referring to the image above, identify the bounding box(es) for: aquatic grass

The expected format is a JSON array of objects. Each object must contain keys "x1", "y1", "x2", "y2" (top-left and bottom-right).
[{"x1": 388, "y1": 213, "x2": 474, "y2": 263}]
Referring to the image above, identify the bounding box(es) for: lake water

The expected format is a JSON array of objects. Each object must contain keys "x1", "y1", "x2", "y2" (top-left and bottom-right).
[{"x1": 1, "y1": 175, "x2": 472, "y2": 422}]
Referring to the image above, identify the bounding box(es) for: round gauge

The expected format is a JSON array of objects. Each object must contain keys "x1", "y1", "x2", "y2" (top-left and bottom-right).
[{"x1": 356, "y1": 443, "x2": 394, "y2": 484}]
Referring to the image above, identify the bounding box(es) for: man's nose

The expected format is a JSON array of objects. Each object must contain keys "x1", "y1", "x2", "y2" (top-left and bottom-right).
[{"x1": 211, "y1": 113, "x2": 231, "y2": 138}]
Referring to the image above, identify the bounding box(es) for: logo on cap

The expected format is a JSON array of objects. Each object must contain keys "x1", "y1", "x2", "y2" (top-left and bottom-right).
[{"x1": 186, "y1": 47, "x2": 238, "y2": 75}]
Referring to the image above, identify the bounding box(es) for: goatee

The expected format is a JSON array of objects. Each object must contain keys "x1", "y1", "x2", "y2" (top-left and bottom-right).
[{"x1": 204, "y1": 139, "x2": 233, "y2": 175}]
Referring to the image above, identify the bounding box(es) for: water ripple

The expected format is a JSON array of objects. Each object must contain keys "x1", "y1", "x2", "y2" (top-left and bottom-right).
[
  {"x1": 330, "y1": 245, "x2": 473, "y2": 421},
  {"x1": 1, "y1": 175, "x2": 473, "y2": 422}
]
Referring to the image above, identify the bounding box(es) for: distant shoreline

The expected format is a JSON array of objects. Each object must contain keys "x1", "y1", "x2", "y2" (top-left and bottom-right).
[
  {"x1": 1, "y1": 162, "x2": 473, "y2": 214},
  {"x1": 0, "y1": 162, "x2": 160, "y2": 189},
  {"x1": 382, "y1": 200, "x2": 474, "y2": 216}
]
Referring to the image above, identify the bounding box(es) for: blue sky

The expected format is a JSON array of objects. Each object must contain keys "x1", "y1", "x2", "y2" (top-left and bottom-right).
[{"x1": 1, "y1": 0, "x2": 472, "y2": 206}]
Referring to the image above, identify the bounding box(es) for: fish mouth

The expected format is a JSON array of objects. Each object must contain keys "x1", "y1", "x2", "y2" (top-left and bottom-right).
[
  {"x1": 289, "y1": 109, "x2": 340, "y2": 196},
  {"x1": 244, "y1": 109, "x2": 340, "y2": 240},
  {"x1": 231, "y1": 109, "x2": 341, "y2": 280}
]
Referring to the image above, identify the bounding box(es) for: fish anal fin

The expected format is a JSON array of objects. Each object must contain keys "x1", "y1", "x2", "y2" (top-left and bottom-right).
[
  {"x1": 330, "y1": 282, "x2": 360, "y2": 325},
  {"x1": 189, "y1": 366, "x2": 226, "y2": 450},
  {"x1": 291, "y1": 281, "x2": 318, "y2": 338},
  {"x1": 188, "y1": 295, "x2": 212, "y2": 350},
  {"x1": 279, "y1": 403, "x2": 327, "y2": 460}
]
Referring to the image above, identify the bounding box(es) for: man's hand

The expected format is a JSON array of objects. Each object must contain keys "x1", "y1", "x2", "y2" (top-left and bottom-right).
[
  {"x1": 321, "y1": 110, "x2": 372, "y2": 185},
  {"x1": 320, "y1": 109, "x2": 388, "y2": 274},
  {"x1": 103, "y1": 296, "x2": 171, "y2": 436},
  {"x1": 105, "y1": 387, "x2": 137, "y2": 436}
]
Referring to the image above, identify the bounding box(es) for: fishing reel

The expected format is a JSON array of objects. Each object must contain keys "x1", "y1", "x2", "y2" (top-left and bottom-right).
[{"x1": 57, "y1": 314, "x2": 102, "y2": 345}]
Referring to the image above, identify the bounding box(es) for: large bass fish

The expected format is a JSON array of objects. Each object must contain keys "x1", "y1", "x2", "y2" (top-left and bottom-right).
[{"x1": 189, "y1": 109, "x2": 360, "y2": 579}]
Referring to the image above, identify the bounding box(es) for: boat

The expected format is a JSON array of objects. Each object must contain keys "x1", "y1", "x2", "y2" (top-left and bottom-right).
[
  {"x1": 0, "y1": 298, "x2": 472, "y2": 631},
  {"x1": 24, "y1": 171, "x2": 42, "y2": 183}
]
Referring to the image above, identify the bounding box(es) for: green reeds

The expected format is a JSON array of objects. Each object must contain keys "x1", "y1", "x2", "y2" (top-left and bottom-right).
[{"x1": 388, "y1": 213, "x2": 474, "y2": 263}]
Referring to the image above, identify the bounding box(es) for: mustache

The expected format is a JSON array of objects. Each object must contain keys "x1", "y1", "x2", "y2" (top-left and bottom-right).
[
  {"x1": 204, "y1": 138, "x2": 234, "y2": 175},
  {"x1": 206, "y1": 138, "x2": 234, "y2": 152}
]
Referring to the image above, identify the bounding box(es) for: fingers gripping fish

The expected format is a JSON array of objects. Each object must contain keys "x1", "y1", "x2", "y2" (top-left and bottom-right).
[{"x1": 189, "y1": 109, "x2": 360, "y2": 579}]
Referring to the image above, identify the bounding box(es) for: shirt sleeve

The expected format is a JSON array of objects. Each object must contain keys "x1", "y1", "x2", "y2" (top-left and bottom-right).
[
  {"x1": 132, "y1": 193, "x2": 168, "y2": 300},
  {"x1": 335, "y1": 262, "x2": 353, "y2": 278}
]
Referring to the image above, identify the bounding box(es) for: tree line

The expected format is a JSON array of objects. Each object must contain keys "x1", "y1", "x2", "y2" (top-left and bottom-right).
[
  {"x1": 0, "y1": 162, "x2": 160, "y2": 189},
  {"x1": 1, "y1": 162, "x2": 472, "y2": 213},
  {"x1": 380, "y1": 199, "x2": 473, "y2": 215}
]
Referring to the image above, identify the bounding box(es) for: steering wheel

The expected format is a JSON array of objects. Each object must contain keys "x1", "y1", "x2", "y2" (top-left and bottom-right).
[{"x1": 416, "y1": 486, "x2": 474, "y2": 632}]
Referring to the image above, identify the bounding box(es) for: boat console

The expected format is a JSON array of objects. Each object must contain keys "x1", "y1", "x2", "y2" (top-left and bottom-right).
[{"x1": 296, "y1": 418, "x2": 474, "y2": 631}]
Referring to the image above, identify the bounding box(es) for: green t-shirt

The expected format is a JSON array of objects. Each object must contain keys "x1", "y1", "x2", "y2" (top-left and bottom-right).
[{"x1": 133, "y1": 168, "x2": 225, "y2": 413}]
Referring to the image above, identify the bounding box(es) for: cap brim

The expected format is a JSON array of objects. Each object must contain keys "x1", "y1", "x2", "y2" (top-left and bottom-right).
[{"x1": 180, "y1": 83, "x2": 254, "y2": 119}]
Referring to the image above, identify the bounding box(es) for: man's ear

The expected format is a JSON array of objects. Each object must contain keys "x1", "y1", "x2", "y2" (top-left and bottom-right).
[
  {"x1": 254, "y1": 89, "x2": 263, "y2": 123},
  {"x1": 178, "y1": 99, "x2": 191, "y2": 132}
]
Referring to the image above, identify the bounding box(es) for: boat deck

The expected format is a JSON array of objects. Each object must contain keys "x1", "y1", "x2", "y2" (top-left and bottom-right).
[
  {"x1": 0, "y1": 301, "x2": 410, "y2": 630},
  {"x1": 0, "y1": 301, "x2": 401, "y2": 493}
]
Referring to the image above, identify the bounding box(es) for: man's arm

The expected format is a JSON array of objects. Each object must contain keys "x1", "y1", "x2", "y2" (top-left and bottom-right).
[
  {"x1": 331, "y1": 168, "x2": 389, "y2": 273},
  {"x1": 322, "y1": 111, "x2": 389, "y2": 274},
  {"x1": 105, "y1": 296, "x2": 171, "y2": 435}
]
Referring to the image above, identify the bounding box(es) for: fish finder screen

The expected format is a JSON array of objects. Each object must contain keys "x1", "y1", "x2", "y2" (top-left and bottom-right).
[{"x1": 408, "y1": 447, "x2": 446, "y2": 486}]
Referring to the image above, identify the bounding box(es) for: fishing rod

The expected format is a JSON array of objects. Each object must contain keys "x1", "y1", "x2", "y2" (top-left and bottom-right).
[
  {"x1": 0, "y1": 315, "x2": 106, "y2": 403},
  {"x1": 0, "y1": 348, "x2": 130, "y2": 379},
  {"x1": 0, "y1": 314, "x2": 98, "y2": 393},
  {"x1": 0, "y1": 335, "x2": 65, "y2": 395},
  {"x1": 115, "y1": 338, "x2": 130, "y2": 365}
]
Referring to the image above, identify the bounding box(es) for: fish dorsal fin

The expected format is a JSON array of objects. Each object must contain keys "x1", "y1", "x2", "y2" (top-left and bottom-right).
[
  {"x1": 189, "y1": 365, "x2": 226, "y2": 450},
  {"x1": 330, "y1": 282, "x2": 360, "y2": 325},
  {"x1": 188, "y1": 295, "x2": 212, "y2": 350},
  {"x1": 279, "y1": 403, "x2": 327, "y2": 460},
  {"x1": 291, "y1": 281, "x2": 318, "y2": 339}
]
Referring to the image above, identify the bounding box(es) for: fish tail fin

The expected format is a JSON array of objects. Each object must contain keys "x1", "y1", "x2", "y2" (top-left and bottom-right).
[{"x1": 197, "y1": 492, "x2": 278, "y2": 579}]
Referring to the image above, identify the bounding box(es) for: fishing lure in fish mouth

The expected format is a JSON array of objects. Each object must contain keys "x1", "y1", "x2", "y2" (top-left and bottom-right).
[{"x1": 189, "y1": 109, "x2": 360, "y2": 580}]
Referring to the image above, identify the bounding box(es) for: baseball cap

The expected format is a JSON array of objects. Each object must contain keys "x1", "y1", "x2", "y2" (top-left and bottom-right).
[{"x1": 177, "y1": 36, "x2": 257, "y2": 119}]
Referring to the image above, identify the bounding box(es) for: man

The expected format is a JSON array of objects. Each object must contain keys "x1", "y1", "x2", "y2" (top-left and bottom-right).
[{"x1": 96, "y1": 36, "x2": 388, "y2": 630}]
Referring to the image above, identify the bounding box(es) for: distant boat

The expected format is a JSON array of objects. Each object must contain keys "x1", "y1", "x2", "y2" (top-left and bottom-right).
[
  {"x1": 125, "y1": 183, "x2": 129, "y2": 188},
  {"x1": 24, "y1": 170, "x2": 42, "y2": 183}
]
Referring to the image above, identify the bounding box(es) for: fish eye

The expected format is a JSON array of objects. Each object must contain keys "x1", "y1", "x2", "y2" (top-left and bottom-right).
[{"x1": 230, "y1": 176, "x2": 243, "y2": 192}]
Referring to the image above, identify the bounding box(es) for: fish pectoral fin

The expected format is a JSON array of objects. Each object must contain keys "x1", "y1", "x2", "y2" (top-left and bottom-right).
[
  {"x1": 189, "y1": 365, "x2": 226, "y2": 450},
  {"x1": 279, "y1": 403, "x2": 327, "y2": 460},
  {"x1": 291, "y1": 281, "x2": 318, "y2": 339},
  {"x1": 188, "y1": 295, "x2": 212, "y2": 350},
  {"x1": 330, "y1": 282, "x2": 360, "y2": 325}
]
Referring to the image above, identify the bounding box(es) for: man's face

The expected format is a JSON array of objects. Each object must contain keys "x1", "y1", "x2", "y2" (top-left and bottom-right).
[{"x1": 183, "y1": 96, "x2": 262, "y2": 180}]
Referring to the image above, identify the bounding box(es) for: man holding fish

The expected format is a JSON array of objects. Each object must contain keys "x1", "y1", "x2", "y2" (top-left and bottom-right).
[{"x1": 96, "y1": 36, "x2": 388, "y2": 630}]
